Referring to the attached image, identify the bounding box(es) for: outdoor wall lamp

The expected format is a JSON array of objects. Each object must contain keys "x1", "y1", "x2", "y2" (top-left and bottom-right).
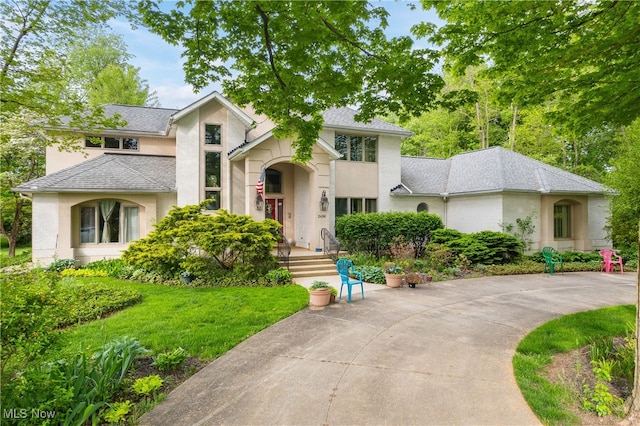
[
  {"x1": 255, "y1": 194, "x2": 264, "y2": 211},
  {"x1": 320, "y1": 190, "x2": 329, "y2": 212}
]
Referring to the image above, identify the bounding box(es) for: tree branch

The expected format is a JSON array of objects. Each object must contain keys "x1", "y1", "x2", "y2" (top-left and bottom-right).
[
  {"x1": 255, "y1": 4, "x2": 287, "y2": 90},
  {"x1": 318, "y1": 14, "x2": 385, "y2": 62},
  {"x1": 2, "y1": 0, "x2": 50, "y2": 79}
]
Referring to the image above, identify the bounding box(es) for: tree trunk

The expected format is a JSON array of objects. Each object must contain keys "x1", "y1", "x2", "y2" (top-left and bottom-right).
[
  {"x1": 509, "y1": 103, "x2": 518, "y2": 150},
  {"x1": 631, "y1": 219, "x2": 640, "y2": 414},
  {"x1": 475, "y1": 102, "x2": 485, "y2": 148},
  {"x1": 7, "y1": 197, "x2": 25, "y2": 258}
]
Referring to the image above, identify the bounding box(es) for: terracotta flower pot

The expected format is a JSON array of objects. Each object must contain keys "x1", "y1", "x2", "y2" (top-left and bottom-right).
[
  {"x1": 385, "y1": 273, "x2": 404, "y2": 288},
  {"x1": 309, "y1": 288, "x2": 331, "y2": 306}
]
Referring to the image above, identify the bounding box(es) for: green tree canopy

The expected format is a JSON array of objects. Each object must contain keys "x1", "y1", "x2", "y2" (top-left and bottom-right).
[
  {"x1": 138, "y1": 0, "x2": 444, "y2": 162},
  {"x1": 418, "y1": 0, "x2": 640, "y2": 132}
]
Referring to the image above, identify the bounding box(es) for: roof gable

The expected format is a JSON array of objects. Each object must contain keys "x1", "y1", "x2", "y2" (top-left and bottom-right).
[
  {"x1": 171, "y1": 91, "x2": 255, "y2": 128},
  {"x1": 14, "y1": 154, "x2": 176, "y2": 193}
]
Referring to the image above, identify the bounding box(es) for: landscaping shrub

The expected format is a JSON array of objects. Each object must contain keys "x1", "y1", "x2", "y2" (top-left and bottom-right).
[
  {"x1": 430, "y1": 228, "x2": 464, "y2": 244},
  {"x1": 438, "y1": 230, "x2": 523, "y2": 265},
  {"x1": 264, "y1": 268, "x2": 293, "y2": 285},
  {"x1": 123, "y1": 203, "x2": 280, "y2": 284},
  {"x1": 336, "y1": 211, "x2": 443, "y2": 259}
]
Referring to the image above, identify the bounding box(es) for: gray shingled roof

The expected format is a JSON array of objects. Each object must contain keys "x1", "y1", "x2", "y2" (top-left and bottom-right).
[
  {"x1": 14, "y1": 154, "x2": 176, "y2": 193},
  {"x1": 322, "y1": 107, "x2": 412, "y2": 136},
  {"x1": 397, "y1": 147, "x2": 608, "y2": 196},
  {"x1": 58, "y1": 105, "x2": 178, "y2": 135}
]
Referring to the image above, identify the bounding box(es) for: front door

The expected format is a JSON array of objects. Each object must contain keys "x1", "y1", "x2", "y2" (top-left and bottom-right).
[{"x1": 265, "y1": 198, "x2": 285, "y2": 233}]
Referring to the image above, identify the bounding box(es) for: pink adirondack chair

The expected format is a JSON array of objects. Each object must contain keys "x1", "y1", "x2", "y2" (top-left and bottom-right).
[{"x1": 599, "y1": 249, "x2": 624, "y2": 273}]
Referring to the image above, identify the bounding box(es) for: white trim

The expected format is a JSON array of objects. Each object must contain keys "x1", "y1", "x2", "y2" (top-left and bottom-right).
[{"x1": 171, "y1": 91, "x2": 255, "y2": 128}]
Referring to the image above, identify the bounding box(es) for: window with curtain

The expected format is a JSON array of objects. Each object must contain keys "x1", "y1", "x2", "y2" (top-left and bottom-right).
[
  {"x1": 78, "y1": 200, "x2": 139, "y2": 244},
  {"x1": 335, "y1": 197, "x2": 377, "y2": 217}
]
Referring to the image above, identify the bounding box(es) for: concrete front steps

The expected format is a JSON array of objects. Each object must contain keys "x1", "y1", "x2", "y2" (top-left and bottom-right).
[{"x1": 280, "y1": 253, "x2": 337, "y2": 279}]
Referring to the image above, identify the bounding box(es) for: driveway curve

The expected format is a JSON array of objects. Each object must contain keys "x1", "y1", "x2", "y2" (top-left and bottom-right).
[{"x1": 140, "y1": 272, "x2": 635, "y2": 425}]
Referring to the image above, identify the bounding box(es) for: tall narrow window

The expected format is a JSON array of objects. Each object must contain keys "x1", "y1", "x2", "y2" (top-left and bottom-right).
[
  {"x1": 124, "y1": 207, "x2": 139, "y2": 242},
  {"x1": 364, "y1": 137, "x2": 377, "y2": 162},
  {"x1": 350, "y1": 136, "x2": 363, "y2": 161},
  {"x1": 99, "y1": 200, "x2": 120, "y2": 243},
  {"x1": 80, "y1": 207, "x2": 96, "y2": 243},
  {"x1": 335, "y1": 134, "x2": 348, "y2": 159},
  {"x1": 205, "y1": 152, "x2": 221, "y2": 189},
  {"x1": 554, "y1": 205, "x2": 571, "y2": 238},
  {"x1": 335, "y1": 198, "x2": 348, "y2": 218},
  {"x1": 350, "y1": 198, "x2": 363, "y2": 213},
  {"x1": 205, "y1": 124, "x2": 221, "y2": 145}
]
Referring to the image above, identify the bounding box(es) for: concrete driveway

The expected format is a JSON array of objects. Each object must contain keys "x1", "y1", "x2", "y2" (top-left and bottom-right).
[{"x1": 139, "y1": 272, "x2": 636, "y2": 425}]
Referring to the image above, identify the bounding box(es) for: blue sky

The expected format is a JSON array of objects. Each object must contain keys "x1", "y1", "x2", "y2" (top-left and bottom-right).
[{"x1": 111, "y1": 1, "x2": 441, "y2": 109}]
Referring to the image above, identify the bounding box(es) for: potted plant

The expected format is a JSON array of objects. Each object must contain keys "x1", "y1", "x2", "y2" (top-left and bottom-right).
[
  {"x1": 309, "y1": 280, "x2": 331, "y2": 306},
  {"x1": 180, "y1": 271, "x2": 194, "y2": 284},
  {"x1": 328, "y1": 286, "x2": 338, "y2": 303},
  {"x1": 384, "y1": 263, "x2": 404, "y2": 288}
]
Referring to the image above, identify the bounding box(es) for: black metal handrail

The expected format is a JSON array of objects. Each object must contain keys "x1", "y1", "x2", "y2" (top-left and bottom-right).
[
  {"x1": 277, "y1": 230, "x2": 291, "y2": 270},
  {"x1": 320, "y1": 228, "x2": 340, "y2": 261}
]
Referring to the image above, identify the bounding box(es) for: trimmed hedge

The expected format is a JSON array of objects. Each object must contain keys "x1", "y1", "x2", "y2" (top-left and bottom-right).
[{"x1": 336, "y1": 211, "x2": 443, "y2": 258}]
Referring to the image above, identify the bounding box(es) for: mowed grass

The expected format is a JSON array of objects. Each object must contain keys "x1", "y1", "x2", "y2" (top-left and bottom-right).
[
  {"x1": 49, "y1": 277, "x2": 310, "y2": 361},
  {"x1": 513, "y1": 305, "x2": 636, "y2": 425}
]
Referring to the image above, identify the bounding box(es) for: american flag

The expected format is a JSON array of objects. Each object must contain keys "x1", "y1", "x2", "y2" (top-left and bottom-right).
[{"x1": 256, "y1": 168, "x2": 265, "y2": 197}]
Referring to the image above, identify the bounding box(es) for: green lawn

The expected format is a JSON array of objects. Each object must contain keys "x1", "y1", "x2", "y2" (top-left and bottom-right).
[
  {"x1": 48, "y1": 278, "x2": 310, "y2": 361},
  {"x1": 513, "y1": 305, "x2": 636, "y2": 425}
]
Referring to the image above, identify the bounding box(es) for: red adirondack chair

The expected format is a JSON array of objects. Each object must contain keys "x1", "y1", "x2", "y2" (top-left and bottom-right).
[{"x1": 599, "y1": 249, "x2": 624, "y2": 273}]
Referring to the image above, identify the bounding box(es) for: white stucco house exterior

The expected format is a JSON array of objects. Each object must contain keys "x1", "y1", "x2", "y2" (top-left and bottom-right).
[{"x1": 14, "y1": 92, "x2": 612, "y2": 266}]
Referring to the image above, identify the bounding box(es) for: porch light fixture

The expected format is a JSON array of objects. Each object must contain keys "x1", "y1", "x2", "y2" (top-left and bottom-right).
[
  {"x1": 320, "y1": 190, "x2": 329, "y2": 212},
  {"x1": 255, "y1": 194, "x2": 264, "y2": 211}
]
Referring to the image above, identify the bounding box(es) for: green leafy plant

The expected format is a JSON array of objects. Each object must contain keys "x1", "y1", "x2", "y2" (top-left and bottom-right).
[
  {"x1": 265, "y1": 268, "x2": 293, "y2": 285},
  {"x1": 354, "y1": 265, "x2": 385, "y2": 284},
  {"x1": 2, "y1": 337, "x2": 148, "y2": 426},
  {"x1": 133, "y1": 375, "x2": 164, "y2": 396},
  {"x1": 384, "y1": 263, "x2": 403, "y2": 275},
  {"x1": 153, "y1": 347, "x2": 190, "y2": 371},
  {"x1": 46, "y1": 258, "x2": 77, "y2": 272},
  {"x1": 103, "y1": 400, "x2": 133, "y2": 424},
  {"x1": 309, "y1": 280, "x2": 330, "y2": 290}
]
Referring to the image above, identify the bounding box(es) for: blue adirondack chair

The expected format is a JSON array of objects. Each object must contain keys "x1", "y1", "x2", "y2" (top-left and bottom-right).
[{"x1": 336, "y1": 258, "x2": 364, "y2": 302}]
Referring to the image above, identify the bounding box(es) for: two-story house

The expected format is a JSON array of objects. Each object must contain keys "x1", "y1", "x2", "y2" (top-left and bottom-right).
[{"x1": 15, "y1": 92, "x2": 611, "y2": 266}]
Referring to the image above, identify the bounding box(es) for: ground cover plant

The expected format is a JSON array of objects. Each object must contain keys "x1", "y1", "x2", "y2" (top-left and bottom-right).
[
  {"x1": 1, "y1": 268, "x2": 309, "y2": 425},
  {"x1": 513, "y1": 305, "x2": 636, "y2": 425}
]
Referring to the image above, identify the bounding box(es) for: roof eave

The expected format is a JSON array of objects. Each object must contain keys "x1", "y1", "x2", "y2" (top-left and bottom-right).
[{"x1": 324, "y1": 124, "x2": 412, "y2": 137}]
